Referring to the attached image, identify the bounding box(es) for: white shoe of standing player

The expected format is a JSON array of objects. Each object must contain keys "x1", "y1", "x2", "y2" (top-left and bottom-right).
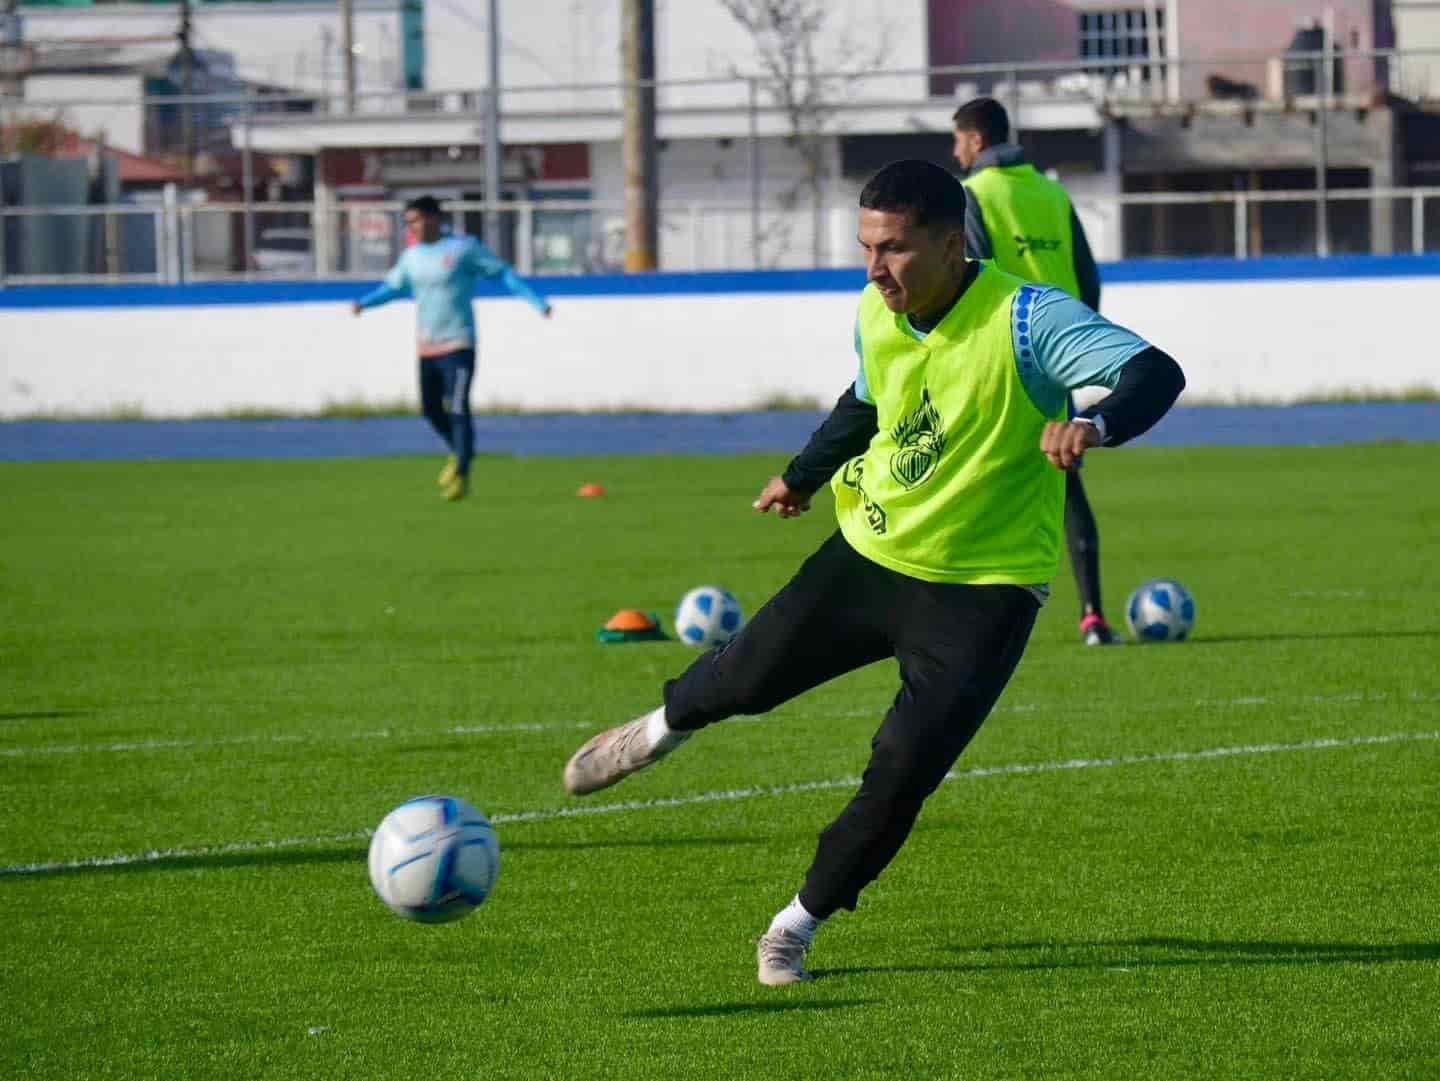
[{"x1": 756, "y1": 928, "x2": 815, "y2": 986}]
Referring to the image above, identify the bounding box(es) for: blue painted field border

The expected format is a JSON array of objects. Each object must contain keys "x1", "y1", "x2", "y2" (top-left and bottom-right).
[
  {"x1": 0, "y1": 268, "x2": 862, "y2": 310},
  {"x1": 3, "y1": 254, "x2": 1440, "y2": 310},
  {"x1": 2, "y1": 404, "x2": 1438, "y2": 462}
]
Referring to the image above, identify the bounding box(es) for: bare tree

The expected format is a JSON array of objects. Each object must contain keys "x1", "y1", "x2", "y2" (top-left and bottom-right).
[{"x1": 717, "y1": 0, "x2": 892, "y2": 267}]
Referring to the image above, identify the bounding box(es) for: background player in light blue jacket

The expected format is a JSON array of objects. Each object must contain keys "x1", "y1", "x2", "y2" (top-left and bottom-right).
[{"x1": 352, "y1": 195, "x2": 551, "y2": 501}]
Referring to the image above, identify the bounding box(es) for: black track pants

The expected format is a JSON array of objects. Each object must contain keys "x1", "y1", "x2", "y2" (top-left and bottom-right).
[{"x1": 664, "y1": 531, "x2": 1039, "y2": 918}]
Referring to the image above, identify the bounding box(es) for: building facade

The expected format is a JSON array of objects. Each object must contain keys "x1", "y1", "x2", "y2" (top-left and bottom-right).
[{"x1": 6, "y1": 0, "x2": 1438, "y2": 274}]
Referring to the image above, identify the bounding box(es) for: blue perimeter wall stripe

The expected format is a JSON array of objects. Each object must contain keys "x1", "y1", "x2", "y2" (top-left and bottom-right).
[{"x1": 3, "y1": 254, "x2": 1439, "y2": 309}]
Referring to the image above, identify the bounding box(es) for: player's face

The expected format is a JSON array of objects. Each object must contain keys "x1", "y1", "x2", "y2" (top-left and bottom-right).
[
  {"x1": 952, "y1": 128, "x2": 984, "y2": 172},
  {"x1": 858, "y1": 207, "x2": 965, "y2": 318},
  {"x1": 405, "y1": 209, "x2": 442, "y2": 243}
]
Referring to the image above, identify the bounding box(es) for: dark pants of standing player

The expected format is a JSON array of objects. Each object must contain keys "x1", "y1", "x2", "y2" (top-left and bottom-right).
[
  {"x1": 418, "y1": 348, "x2": 476, "y2": 477},
  {"x1": 663, "y1": 531, "x2": 1039, "y2": 919},
  {"x1": 1063, "y1": 394, "x2": 1104, "y2": 617},
  {"x1": 1065, "y1": 471, "x2": 1104, "y2": 616}
]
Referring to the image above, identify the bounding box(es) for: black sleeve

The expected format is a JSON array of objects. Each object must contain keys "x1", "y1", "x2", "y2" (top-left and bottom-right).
[
  {"x1": 781, "y1": 384, "x2": 879, "y2": 494},
  {"x1": 964, "y1": 195, "x2": 993, "y2": 260},
  {"x1": 1070, "y1": 207, "x2": 1102, "y2": 311},
  {"x1": 1076, "y1": 346, "x2": 1185, "y2": 447}
]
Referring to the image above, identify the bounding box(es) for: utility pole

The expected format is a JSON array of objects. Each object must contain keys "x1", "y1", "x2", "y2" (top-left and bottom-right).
[
  {"x1": 484, "y1": 0, "x2": 501, "y2": 252},
  {"x1": 341, "y1": 0, "x2": 357, "y2": 112},
  {"x1": 1316, "y1": 6, "x2": 1334, "y2": 257},
  {"x1": 0, "y1": 0, "x2": 11, "y2": 287},
  {"x1": 621, "y1": 0, "x2": 657, "y2": 271},
  {"x1": 178, "y1": 0, "x2": 194, "y2": 187}
]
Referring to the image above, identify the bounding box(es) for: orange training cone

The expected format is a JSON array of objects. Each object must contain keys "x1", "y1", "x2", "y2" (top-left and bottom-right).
[{"x1": 596, "y1": 608, "x2": 666, "y2": 643}]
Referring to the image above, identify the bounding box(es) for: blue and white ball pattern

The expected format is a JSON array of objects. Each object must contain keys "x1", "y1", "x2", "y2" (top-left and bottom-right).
[
  {"x1": 1125, "y1": 578, "x2": 1196, "y2": 643},
  {"x1": 368, "y1": 795, "x2": 500, "y2": 923},
  {"x1": 674, "y1": 586, "x2": 745, "y2": 650}
]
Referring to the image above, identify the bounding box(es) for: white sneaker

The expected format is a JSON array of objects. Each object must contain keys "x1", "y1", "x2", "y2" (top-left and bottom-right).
[
  {"x1": 756, "y1": 929, "x2": 814, "y2": 986},
  {"x1": 562, "y1": 714, "x2": 686, "y2": 796}
]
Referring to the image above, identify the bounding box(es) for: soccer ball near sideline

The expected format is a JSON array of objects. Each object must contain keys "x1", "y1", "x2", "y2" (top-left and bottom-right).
[
  {"x1": 1125, "y1": 578, "x2": 1197, "y2": 643},
  {"x1": 368, "y1": 795, "x2": 500, "y2": 923},
  {"x1": 674, "y1": 586, "x2": 745, "y2": 649}
]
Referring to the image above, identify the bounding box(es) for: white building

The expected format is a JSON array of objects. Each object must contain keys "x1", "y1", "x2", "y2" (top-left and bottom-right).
[{"x1": 12, "y1": 0, "x2": 1433, "y2": 271}]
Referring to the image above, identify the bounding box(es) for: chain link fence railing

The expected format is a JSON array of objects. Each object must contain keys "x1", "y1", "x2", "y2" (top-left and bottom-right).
[
  {"x1": 5, "y1": 45, "x2": 1440, "y2": 283},
  {"x1": 3, "y1": 188, "x2": 1440, "y2": 285}
]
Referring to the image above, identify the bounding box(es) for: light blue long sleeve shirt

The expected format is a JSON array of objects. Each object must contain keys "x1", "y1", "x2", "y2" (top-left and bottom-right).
[{"x1": 357, "y1": 234, "x2": 548, "y2": 354}]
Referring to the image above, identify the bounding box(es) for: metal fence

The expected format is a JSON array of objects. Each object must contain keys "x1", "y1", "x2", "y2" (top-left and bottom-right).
[
  {"x1": 4, "y1": 187, "x2": 1440, "y2": 285},
  {"x1": 6, "y1": 44, "x2": 1440, "y2": 282}
]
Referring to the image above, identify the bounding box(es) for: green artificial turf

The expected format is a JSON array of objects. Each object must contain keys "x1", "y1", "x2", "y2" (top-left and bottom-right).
[{"x1": 2, "y1": 444, "x2": 1437, "y2": 1080}]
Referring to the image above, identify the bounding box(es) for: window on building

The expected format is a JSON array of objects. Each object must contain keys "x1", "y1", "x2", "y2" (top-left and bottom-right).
[{"x1": 1079, "y1": 8, "x2": 1166, "y2": 76}]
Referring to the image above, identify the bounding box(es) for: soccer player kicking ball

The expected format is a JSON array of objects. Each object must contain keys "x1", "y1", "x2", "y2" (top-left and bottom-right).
[
  {"x1": 563, "y1": 161, "x2": 1185, "y2": 986},
  {"x1": 351, "y1": 195, "x2": 551, "y2": 501}
]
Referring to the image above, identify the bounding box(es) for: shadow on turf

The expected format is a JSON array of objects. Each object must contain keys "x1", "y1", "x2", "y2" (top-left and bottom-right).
[
  {"x1": 504, "y1": 836, "x2": 772, "y2": 852},
  {"x1": 5, "y1": 846, "x2": 370, "y2": 878},
  {"x1": 821, "y1": 936, "x2": 1440, "y2": 978},
  {"x1": 8, "y1": 836, "x2": 769, "y2": 879},
  {"x1": 624, "y1": 1000, "x2": 878, "y2": 1020},
  {"x1": 1181, "y1": 629, "x2": 1440, "y2": 646},
  {"x1": 0, "y1": 709, "x2": 92, "y2": 721}
]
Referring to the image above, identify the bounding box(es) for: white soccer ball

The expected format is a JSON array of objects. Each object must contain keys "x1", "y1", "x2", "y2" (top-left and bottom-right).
[
  {"x1": 368, "y1": 795, "x2": 500, "y2": 923},
  {"x1": 1125, "y1": 578, "x2": 1196, "y2": 643},
  {"x1": 674, "y1": 585, "x2": 745, "y2": 649}
]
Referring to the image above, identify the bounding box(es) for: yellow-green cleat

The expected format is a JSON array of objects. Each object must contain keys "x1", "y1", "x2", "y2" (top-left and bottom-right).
[
  {"x1": 441, "y1": 474, "x2": 469, "y2": 502},
  {"x1": 437, "y1": 455, "x2": 459, "y2": 488}
]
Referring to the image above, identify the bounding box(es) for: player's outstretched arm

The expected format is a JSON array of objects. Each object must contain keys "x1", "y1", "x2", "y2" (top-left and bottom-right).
[
  {"x1": 753, "y1": 383, "x2": 877, "y2": 519},
  {"x1": 1073, "y1": 346, "x2": 1185, "y2": 448},
  {"x1": 497, "y1": 265, "x2": 550, "y2": 317},
  {"x1": 753, "y1": 476, "x2": 812, "y2": 518},
  {"x1": 353, "y1": 261, "x2": 409, "y2": 315},
  {"x1": 778, "y1": 384, "x2": 879, "y2": 493},
  {"x1": 1022, "y1": 289, "x2": 1185, "y2": 468},
  {"x1": 466, "y1": 238, "x2": 551, "y2": 317}
]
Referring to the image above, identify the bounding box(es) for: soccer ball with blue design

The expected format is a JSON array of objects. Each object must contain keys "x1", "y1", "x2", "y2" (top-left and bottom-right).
[
  {"x1": 368, "y1": 795, "x2": 500, "y2": 923},
  {"x1": 674, "y1": 586, "x2": 745, "y2": 649},
  {"x1": 1125, "y1": 578, "x2": 1196, "y2": 642}
]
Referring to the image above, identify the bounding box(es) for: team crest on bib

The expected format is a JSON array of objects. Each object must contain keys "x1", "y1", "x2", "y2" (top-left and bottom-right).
[
  {"x1": 840, "y1": 457, "x2": 887, "y2": 535},
  {"x1": 889, "y1": 387, "x2": 945, "y2": 490}
]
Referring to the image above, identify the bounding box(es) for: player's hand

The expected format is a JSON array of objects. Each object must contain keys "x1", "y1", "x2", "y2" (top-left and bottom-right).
[
  {"x1": 753, "y1": 476, "x2": 811, "y2": 518},
  {"x1": 1040, "y1": 419, "x2": 1100, "y2": 471},
  {"x1": 350, "y1": 302, "x2": 363, "y2": 317}
]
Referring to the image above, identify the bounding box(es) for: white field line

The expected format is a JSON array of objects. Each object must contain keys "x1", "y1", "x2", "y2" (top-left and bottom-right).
[
  {"x1": 0, "y1": 720, "x2": 600, "y2": 759},
  {"x1": 3, "y1": 690, "x2": 1436, "y2": 760},
  {"x1": 2, "y1": 728, "x2": 1437, "y2": 878}
]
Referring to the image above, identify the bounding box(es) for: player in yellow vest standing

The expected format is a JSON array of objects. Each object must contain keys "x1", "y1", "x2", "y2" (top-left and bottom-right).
[
  {"x1": 562, "y1": 161, "x2": 1185, "y2": 985},
  {"x1": 953, "y1": 96, "x2": 1118, "y2": 645}
]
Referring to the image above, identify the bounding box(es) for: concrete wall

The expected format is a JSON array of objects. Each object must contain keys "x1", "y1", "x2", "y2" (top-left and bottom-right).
[
  {"x1": 927, "y1": 0, "x2": 1384, "y2": 101},
  {"x1": 22, "y1": 1, "x2": 407, "y2": 98},
  {"x1": 2, "y1": 259, "x2": 1437, "y2": 419},
  {"x1": 425, "y1": 0, "x2": 927, "y2": 102},
  {"x1": 21, "y1": 0, "x2": 927, "y2": 107},
  {"x1": 1394, "y1": 0, "x2": 1440, "y2": 99},
  {"x1": 1176, "y1": 0, "x2": 1380, "y2": 100},
  {"x1": 590, "y1": 135, "x2": 858, "y2": 270}
]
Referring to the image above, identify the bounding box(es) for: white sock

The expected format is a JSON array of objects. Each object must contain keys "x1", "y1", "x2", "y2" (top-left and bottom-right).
[
  {"x1": 767, "y1": 895, "x2": 823, "y2": 945},
  {"x1": 643, "y1": 706, "x2": 688, "y2": 753}
]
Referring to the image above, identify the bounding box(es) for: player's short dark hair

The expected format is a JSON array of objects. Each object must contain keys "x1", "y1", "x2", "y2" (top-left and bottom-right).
[
  {"x1": 858, "y1": 160, "x2": 967, "y2": 229},
  {"x1": 406, "y1": 194, "x2": 442, "y2": 217},
  {"x1": 952, "y1": 96, "x2": 1010, "y2": 146}
]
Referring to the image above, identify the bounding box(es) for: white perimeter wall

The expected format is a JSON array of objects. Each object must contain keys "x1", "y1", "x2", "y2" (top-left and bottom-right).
[{"x1": 2, "y1": 275, "x2": 1437, "y2": 418}]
